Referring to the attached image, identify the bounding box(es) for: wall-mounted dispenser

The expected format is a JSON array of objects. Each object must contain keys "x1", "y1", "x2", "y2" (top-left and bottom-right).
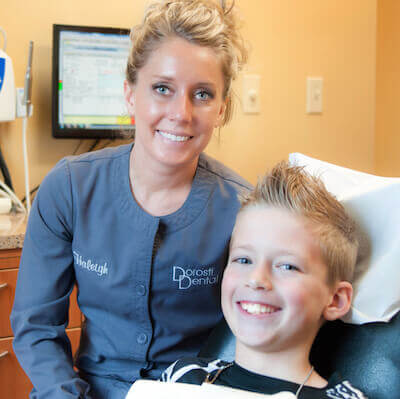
[{"x1": 0, "y1": 27, "x2": 16, "y2": 122}]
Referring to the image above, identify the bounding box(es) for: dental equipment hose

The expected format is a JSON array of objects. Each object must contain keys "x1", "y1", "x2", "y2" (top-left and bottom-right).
[
  {"x1": 23, "y1": 41, "x2": 33, "y2": 213},
  {"x1": 22, "y1": 116, "x2": 31, "y2": 213}
]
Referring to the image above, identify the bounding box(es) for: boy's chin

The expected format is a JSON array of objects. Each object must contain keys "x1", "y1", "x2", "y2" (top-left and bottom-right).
[{"x1": 235, "y1": 331, "x2": 282, "y2": 353}]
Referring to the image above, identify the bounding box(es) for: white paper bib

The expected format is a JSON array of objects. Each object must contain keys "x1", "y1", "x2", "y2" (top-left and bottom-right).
[{"x1": 126, "y1": 379, "x2": 296, "y2": 398}]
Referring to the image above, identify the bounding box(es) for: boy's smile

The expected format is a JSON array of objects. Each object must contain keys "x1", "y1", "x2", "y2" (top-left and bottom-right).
[
  {"x1": 221, "y1": 206, "x2": 336, "y2": 355},
  {"x1": 236, "y1": 299, "x2": 283, "y2": 323},
  {"x1": 238, "y1": 301, "x2": 281, "y2": 316}
]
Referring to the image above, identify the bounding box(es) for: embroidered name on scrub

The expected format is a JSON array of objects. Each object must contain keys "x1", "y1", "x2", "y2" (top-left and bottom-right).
[
  {"x1": 73, "y1": 251, "x2": 109, "y2": 276},
  {"x1": 173, "y1": 266, "x2": 219, "y2": 289}
]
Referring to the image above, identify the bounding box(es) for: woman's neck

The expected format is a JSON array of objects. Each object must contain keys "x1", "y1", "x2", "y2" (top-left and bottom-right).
[
  {"x1": 129, "y1": 147, "x2": 198, "y2": 216},
  {"x1": 235, "y1": 342, "x2": 327, "y2": 388}
]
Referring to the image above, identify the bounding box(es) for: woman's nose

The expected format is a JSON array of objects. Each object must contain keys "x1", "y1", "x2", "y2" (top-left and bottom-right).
[{"x1": 168, "y1": 92, "x2": 192, "y2": 123}]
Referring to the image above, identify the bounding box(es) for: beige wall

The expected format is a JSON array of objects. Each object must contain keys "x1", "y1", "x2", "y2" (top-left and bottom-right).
[
  {"x1": 1, "y1": 0, "x2": 377, "y2": 199},
  {"x1": 376, "y1": 0, "x2": 400, "y2": 176}
]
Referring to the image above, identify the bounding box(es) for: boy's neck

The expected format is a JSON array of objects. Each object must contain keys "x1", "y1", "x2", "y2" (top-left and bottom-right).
[{"x1": 234, "y1": 342, "x2": 328, "y2": 388}]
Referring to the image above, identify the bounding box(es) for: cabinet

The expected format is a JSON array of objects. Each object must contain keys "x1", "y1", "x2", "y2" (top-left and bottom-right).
[{"x1": 0, "y1": 248, "x2": 82, "y2": 399}]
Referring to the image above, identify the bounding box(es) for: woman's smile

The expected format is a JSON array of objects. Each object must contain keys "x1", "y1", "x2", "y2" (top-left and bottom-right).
[{"x1": 156, "y1": 129, "x2": 193, "y2": 142}]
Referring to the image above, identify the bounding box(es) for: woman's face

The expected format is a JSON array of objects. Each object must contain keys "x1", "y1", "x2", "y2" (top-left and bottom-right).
[{"x1": 125, "y1": 36, "x2": 226, "y2": 170}]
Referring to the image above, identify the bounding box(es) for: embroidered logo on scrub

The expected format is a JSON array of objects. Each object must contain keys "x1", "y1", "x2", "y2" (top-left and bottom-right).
[
  {"x1": 172, "y1": 266, "x2": 219, "y2": 290},
  {"x1": 73, "y1": 251, "x2": 109, "y2": 277}
]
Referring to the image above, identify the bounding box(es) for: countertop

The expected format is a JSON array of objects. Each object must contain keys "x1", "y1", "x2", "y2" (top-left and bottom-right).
[{"x1": 0, "y1": 213, "x2": 27, "y2": 250}]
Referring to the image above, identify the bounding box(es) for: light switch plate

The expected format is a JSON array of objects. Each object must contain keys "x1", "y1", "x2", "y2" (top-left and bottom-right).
[
  {"x1": 306, "y1": 77, "x2": 323, "y2": 114},
  {"x1": 243, "y1": 74, "x2": 260, "y2": 114}
]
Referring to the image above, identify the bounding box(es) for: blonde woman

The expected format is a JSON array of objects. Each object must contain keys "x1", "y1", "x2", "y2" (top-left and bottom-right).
[{"x1": 11, "y1": 1, "x2": 250, "y2": 398}]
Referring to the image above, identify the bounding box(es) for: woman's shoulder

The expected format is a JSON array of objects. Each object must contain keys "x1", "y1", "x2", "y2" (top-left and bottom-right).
[
  {"x1": 37, "y1": 143, "x2": 132, "y2": 203},
  {"x1": 44, "y1": 143, "x2": 132, "y2": 183},
  {"x1": 61, "y1": 142, "x2": 132, "y2": 167},
  {"x1": 198, "y1": 153, "x2": 252, "y2": 192}
]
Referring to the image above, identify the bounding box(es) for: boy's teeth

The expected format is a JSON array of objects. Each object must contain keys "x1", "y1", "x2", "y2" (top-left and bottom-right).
[
  {"x1": 157, "y1": 130, "x2": 190, "y2": 142},
  {"x1": 240, "y1": 302, "x2": 277, "y2": 315}
]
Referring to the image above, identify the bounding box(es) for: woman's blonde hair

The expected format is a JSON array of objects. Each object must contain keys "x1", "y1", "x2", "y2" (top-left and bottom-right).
[
  {"x1": 126, "y1": 0, "x2": 248, "y2": 125},
  {"x1": 240, "y1": 162, "x2": 359, "y2": 285}
]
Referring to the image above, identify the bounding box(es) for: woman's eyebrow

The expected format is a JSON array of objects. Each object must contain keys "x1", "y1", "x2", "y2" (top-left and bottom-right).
[
  {"x1": 152, "y1": 74, "x2": 216, "y2": 88},
  {"x1": 152, "y1": 74, "x2": 175, "y2": 81}
]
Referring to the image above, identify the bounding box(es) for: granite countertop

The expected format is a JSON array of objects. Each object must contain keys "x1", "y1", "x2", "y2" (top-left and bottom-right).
[{"x1": 0, "y1": 213, "x2": 27, "y2": 250}]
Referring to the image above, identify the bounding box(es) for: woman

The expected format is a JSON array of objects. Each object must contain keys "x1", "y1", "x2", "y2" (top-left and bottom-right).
[{"x1": 11, "y1": 1, "x2": 250, "y2": 398}]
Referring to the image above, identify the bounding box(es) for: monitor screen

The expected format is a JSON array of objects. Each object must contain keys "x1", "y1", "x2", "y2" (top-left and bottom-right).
[{"x1": 52, "y1": 24, "x2": 134, "y2": 139}]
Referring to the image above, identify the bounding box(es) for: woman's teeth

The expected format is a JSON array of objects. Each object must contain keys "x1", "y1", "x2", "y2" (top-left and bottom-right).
[
  {"x1": 157, "y1": 130, "x2": 191, "y2": 142},
  {"x1": 240, "y1": 302, "x2": 278, "y2": 315}
]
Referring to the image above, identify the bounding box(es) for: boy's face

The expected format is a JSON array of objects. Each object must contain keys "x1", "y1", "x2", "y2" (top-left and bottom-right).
[{"x1": 222, "y1": 206, "x2": 337, "y2": 354}]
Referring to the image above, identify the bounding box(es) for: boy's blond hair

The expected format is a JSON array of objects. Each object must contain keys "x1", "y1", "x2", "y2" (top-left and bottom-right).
[{"x1": 240, "y1": 161, "x2": 358, "y2": 285}]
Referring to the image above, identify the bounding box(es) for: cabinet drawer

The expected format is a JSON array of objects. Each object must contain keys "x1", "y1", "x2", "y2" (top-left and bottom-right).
[
  {"x1": 0, "y1": 329, "x2": 81, "y2": 399},
  {"x1": 0, "y1": 269, "x2": 17, "y2": 338},
  {"x1": 0, "y1": 248, "x2": 21, "y2": 270},
  {"x1": 0, "y1": 337, "x2": 32, "y2": 399},
  {"x1": 1, "y1": 269, "x2": 81, "y2": 337}
]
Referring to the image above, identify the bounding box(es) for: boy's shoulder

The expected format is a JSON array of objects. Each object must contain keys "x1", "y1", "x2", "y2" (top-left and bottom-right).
[{"x1": 161, "y1": 357, "x2": 231, "y2": 384}]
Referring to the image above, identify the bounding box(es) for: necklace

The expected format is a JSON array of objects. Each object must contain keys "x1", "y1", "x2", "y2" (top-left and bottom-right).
[
  {"x1": 204, "y1": 363, "x2": 315, "y2": 398},
  {"x1": 295, "y1": 365, "x2": 314, "y2": 398}
]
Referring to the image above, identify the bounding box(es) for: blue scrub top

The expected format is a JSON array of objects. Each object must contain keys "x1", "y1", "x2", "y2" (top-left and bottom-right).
[{"x1": 11, "y1": 143, "x2": 251, "y2": 398}]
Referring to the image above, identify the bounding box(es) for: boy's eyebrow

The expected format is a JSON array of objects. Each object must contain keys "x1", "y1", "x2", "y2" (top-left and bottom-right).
[
  {"x1": 230, "y1": 245, "x2": 307, "y2": 263},
  {"x1": 229, "y1": 243, "x2": 254, "y2": 252}
]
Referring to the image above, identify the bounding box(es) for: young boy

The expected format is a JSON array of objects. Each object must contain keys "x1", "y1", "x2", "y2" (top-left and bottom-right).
[{"x1": 160, "y1": 162, "x2": 366, "y2": 398}]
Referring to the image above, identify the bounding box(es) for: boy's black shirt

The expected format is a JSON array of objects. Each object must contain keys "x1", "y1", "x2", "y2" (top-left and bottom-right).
[{"x1": 161, "y1": 357, "x2": 366, "y2": 398}]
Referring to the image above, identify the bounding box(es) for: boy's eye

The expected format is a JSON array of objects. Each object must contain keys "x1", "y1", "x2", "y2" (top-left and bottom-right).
[
  {"x1": 232, "y1": 257, "x2": 252, "y2": 265},
  {"x1": 277, "y1": 264, "x2": 300, "y2": 272},
  {"x1": 153, "y1": 84, "x2": 171, "y2": 95}
]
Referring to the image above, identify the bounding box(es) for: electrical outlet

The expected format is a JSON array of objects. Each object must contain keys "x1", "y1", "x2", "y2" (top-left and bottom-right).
[{"x1": 16, "y1": 87, "x2": 33, "y2": 118}]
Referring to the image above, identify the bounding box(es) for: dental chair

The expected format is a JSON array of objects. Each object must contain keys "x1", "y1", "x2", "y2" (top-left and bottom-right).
[{"x1": 200, "y1": 154, "x2": 400, "y2": 399}]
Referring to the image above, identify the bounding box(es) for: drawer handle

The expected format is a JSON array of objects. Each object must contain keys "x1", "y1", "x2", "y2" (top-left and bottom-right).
[
  {"x1": 0, "y1": 283, "x2": 7, "y2": 290},
  {"x1": 0, "y1": 351, "x2": 9, "y2": 359}
]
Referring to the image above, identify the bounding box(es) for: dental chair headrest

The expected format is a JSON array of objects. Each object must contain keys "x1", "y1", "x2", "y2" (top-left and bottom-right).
[{"x1": 289, "y1": 153, "x2": 400, "y2": 324}]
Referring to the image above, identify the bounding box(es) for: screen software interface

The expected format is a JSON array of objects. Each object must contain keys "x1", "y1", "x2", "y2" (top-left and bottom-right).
[{"x1": 58, "y1": 29, "x2": 134, "y2": 131}]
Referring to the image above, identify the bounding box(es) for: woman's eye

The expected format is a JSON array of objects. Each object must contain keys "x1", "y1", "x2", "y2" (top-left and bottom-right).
[
  {"x1": 153, "y1": 84, "x2": 170, "y2": 95},
  {"x1": 232, "y1": 257, "x2": 252, "y2": 265},
  {"x1": 194, "y1": 90, "x2": 213, "y2": 101}
]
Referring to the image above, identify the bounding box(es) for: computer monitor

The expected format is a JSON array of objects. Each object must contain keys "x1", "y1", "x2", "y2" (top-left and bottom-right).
[{"x1": 52, "y1": 24, "x2": 134, "y2": 139}]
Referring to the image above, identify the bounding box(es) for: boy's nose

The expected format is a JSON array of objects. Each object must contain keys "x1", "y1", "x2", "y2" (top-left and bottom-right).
[
  {"x1": 246, "y1": 266, "x2": 273, "y2": 291},
  {"x1": 168, "y1": 93, "x2": 192, "y2": 123}
]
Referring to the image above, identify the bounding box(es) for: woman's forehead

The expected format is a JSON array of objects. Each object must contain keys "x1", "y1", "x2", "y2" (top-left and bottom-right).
[{"x1": 137, "y1": 36, "x2": 224, "y2": 85}]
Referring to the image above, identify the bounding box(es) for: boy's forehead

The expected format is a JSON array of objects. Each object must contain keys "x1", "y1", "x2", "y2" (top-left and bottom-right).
[
  {"x1": 232, "y1": 206, "x2": 323, "y2": 257},
  {"x1": 235, "y1": 205, "x2": 299, "y2": 229}
]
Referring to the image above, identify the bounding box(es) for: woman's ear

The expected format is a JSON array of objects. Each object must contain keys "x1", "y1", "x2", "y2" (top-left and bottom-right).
[
  {"x1": 124, "y1": 80, "x2": 135, "y2": 115},
  {"x1": 323, "y1": 281, "x2": 353, "y2": 321},
  {"x1": 215, "y1": 97, "x2": 228, "y2": 128}
]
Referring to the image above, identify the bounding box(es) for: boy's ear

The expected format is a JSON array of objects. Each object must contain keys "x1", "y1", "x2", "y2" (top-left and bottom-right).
[{"x1": 323, "y1": 281, "x2": 353, "y2": 321}]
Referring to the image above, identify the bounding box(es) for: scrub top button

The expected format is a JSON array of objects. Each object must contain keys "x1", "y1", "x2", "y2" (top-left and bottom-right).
[
  {"x1": 137, "y1": 284, "x2": 146, "y2": 296},
  {"x1": 137, "y1": 333, "x2": 148, "y2": 345}
]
